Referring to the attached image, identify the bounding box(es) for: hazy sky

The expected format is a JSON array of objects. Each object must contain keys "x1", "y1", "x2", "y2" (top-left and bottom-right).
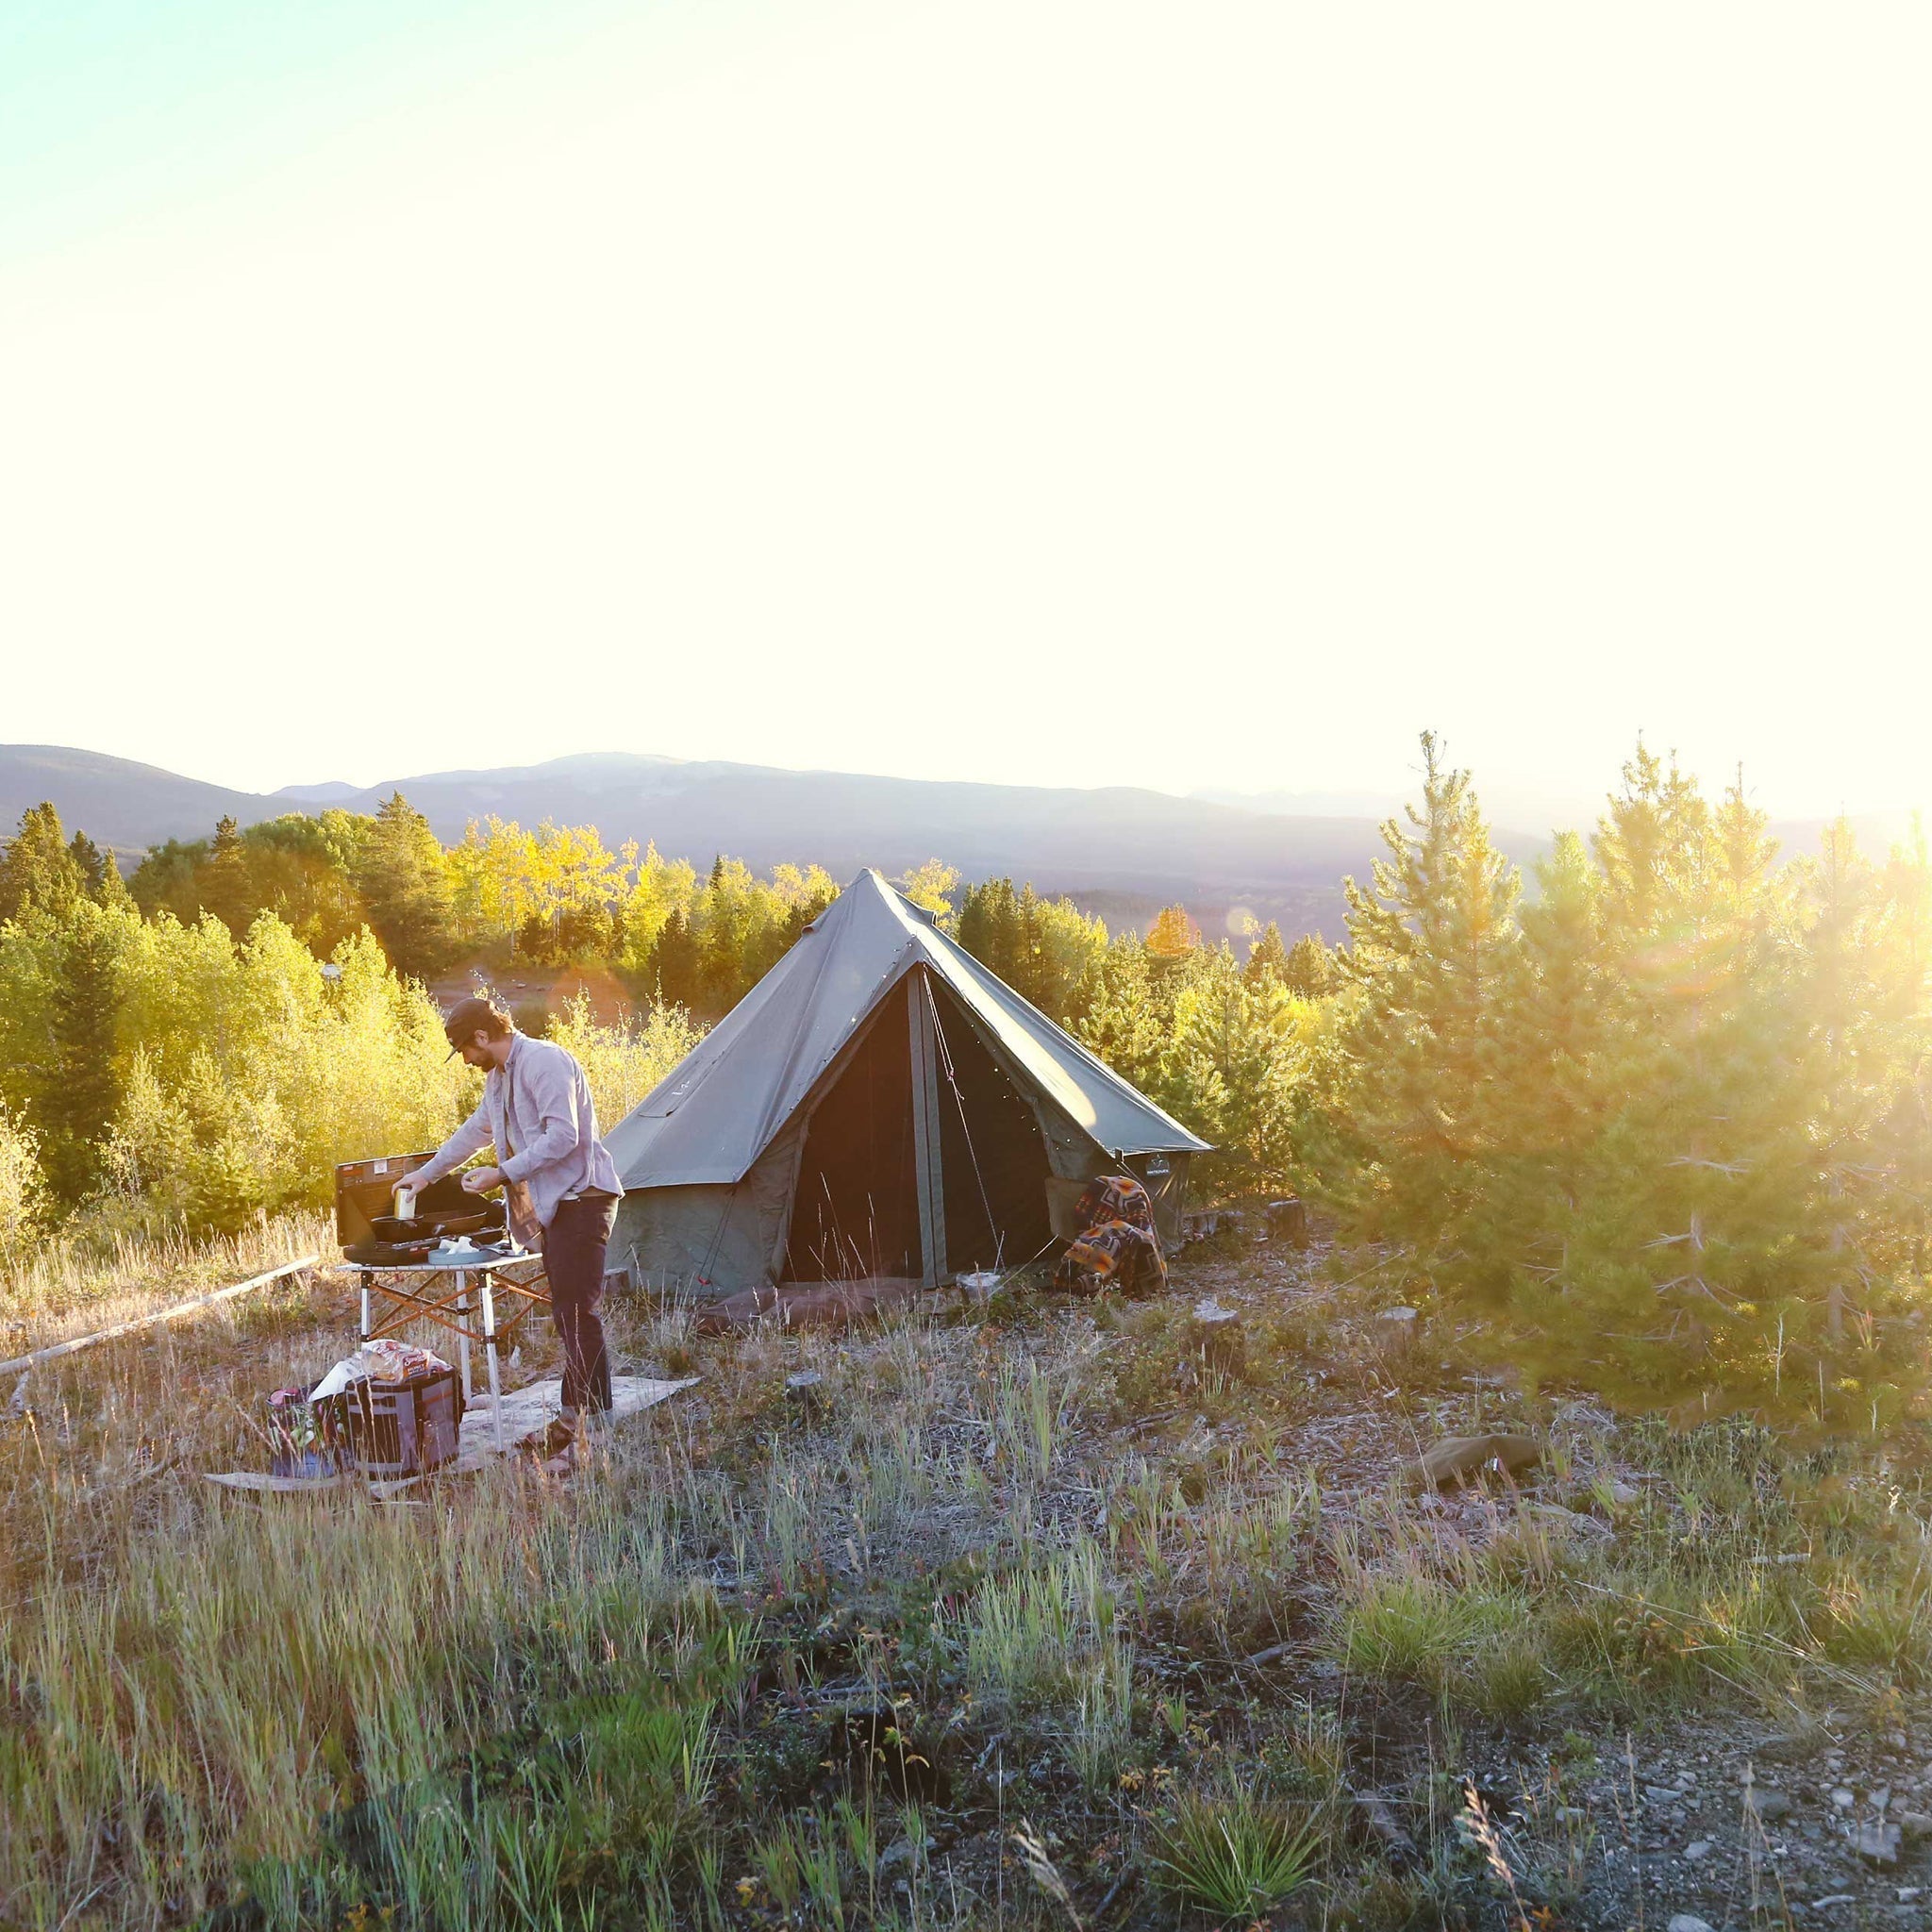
[{"x1": 2, "y1": 2, "x2": 1927, "y2": 821}]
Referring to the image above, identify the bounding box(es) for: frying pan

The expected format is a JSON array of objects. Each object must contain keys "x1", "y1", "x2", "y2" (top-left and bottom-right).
[{"x1": 369, "y1": 1209, "x2": 494, "y2": 1243}]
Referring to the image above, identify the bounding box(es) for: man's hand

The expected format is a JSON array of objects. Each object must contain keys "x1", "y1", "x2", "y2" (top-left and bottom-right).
[
  {"x1": 461, "y1": 1165, "x2": 506, "y2": 1194},
  {"x1": 405, "y1": 1163, "x2": 441, "y2": 1194}
]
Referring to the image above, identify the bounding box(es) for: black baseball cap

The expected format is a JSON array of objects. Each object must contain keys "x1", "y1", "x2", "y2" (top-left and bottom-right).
[{"x1": 442, "y1": 994, "x2": 511, "y2": 1059}]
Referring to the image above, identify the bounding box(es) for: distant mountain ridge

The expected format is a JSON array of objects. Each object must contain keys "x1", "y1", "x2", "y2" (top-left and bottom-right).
[
  {"x1": 0, "y1": 743, "x2": 1438, "y2": 939},
  {"x1": 3, "y1": 745, "x2": 278, "y2": 853},
  {"x1": 5, "y1": 743, "x2": 1903, "y2": 943}
]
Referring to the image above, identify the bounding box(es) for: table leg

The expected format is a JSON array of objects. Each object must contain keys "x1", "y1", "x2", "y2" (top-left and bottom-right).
[
  {"x1": 480, "y1": 1270, "x2": 504, "y2": 1452},
  {"x1": 360, "y1": 1276, "x2": 371, "y2": 1343},
  {"x1": 457, "y1": 1274, "x2": 474, "y2": 1405}
]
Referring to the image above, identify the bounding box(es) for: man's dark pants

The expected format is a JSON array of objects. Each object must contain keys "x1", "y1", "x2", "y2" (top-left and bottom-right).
[{"x1": 545, "y1": 1191, "x2": 618, "y2": 1416}]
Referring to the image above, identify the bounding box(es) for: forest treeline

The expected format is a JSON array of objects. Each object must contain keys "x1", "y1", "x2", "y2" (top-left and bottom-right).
[
  {"x1": 123, "y1": 795, "x2": 846, "y2": 1008},
  {"x1": 3, "y1": 734, "x2": 1928, "y2": 1430}
]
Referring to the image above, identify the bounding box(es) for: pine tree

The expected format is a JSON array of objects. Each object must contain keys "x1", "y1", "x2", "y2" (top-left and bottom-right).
[
  {"x1": 0, "y1": 803, "x2": 86, "y2": 922},
  {"x1": 354, "y1": 793, "x2": 456, "y2": 981},
  {"x1": 42, "y1": 903, "x2": 126, "y2": 1201},
  {"x1": 1480, "y1": 829, "x2": 1612, "y2": 1337},
  {"x1": 1873, "y1": 822, "x2": 1932, "y2": 1280},
  {"x1": 1592, "y1": 739, "x2": 1709, "y2": 941},
  {"x1": 954, "y1": 879, "x2": 1106, "y2": 1024},
  {"x1": 62, "y1": 827, "x2": 131, "y2": 906},
  {"x1": 1329, "y1": 733, "x2": 1520, "y2": 1287},
  {"x1": 1282, "y1": 933, "x2": 1336, "y2": 997},
  {"x1": 697, "y1": 858, "x2": 768, "y2": 1012},
  {"x1": 1780, "y1": 816, "x2": 1932, "y2": 1426},
  {"x1": 202, "y1": 814, "x2": 256, "y2": 937},
  {"x1": 93, "y1": 850, "x2": 134, "y2": 908},
  {"x1": 1075, "y1": 937, "x2": 1171, "y2": 1097},
  {"x1": 958, "y1": 878, "x2": 1022, "y2": 987},
  {"x1": 67, "y1": 831, "x2": 107, "y2": 897},
  {"x1": 1507, "y1": 758, "x2": 1819, "y2": 1416},
  {"x1": 652, "y1": 908, "x2": 702, "y2": 1010},
  {"x1": 1244, "y1": 921, "x2": 1291, "y2": 986},
  {"x1": 1145, "y1": 905, "x2": 1200, "y2": 959},
  {"x1": 1169, "y1": 945, "x2": 1308, "y2": 1174}
]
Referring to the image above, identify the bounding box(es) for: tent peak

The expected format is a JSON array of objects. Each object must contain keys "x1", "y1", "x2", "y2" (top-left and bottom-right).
[
  {"x1": 606, "y1": 857, "x2": 1209, "y2": 1194},
  {"x1": 824, "y1": 868, "x2": 939, "y2": 926},
  {"x1": 804, "y1": 867, "x2": 904, "y2": 934}
]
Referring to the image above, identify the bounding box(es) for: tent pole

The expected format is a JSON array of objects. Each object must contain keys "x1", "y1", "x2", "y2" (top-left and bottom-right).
[{"x1": 907, "y1": 969, "x2": 947, "y2": 1287}]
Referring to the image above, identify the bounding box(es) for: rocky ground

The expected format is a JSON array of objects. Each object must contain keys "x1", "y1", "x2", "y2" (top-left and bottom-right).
[{"x1": 1128, "y1": 1229, "x2": 1932, "y2": 1929}]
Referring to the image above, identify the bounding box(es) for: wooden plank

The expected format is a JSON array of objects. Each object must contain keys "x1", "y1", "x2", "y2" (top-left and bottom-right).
[
  {"x1": 0, "y1": 1256, "x2": 321, "y2": 1379},
  {"x1": 206, "y1": 1470, "x2": 351, "y2": 1495}
]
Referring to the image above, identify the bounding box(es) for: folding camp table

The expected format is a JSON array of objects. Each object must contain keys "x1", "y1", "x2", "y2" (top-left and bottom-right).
[{"x1": 346, "y1": 1252, "x2": 551, "y2": 1452}]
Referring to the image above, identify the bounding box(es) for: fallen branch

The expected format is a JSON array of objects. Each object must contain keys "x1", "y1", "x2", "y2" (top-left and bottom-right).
[
  {"x1": 1090, "y1": 1867, "x2": 1139, "y2": 1926},
  {"x1": 1353, "y1": 1789, "x2": 1420, "y2": 1861},
  {"x1": 0, "y1": 1256, "x2": 321, "y2": 1378}
]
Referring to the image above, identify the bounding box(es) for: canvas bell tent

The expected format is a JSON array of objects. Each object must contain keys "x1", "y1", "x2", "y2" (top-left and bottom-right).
[{"x1": 606, "y1": 869, "x2": 1209, "y2": 1295}]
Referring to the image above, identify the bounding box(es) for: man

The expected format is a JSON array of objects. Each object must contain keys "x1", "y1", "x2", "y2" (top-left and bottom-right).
[{"x1": 408, "y1": 994, "x2": 623, "y2": 1472}]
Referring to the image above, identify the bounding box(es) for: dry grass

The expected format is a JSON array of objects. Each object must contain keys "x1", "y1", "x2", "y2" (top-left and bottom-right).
[
  {"x1": 5, "y1": 1218, "x2": 1932, "y2": 1930},
  {"x1": 0, "y1": 1209, "x2": 337, "y2": 1351}
]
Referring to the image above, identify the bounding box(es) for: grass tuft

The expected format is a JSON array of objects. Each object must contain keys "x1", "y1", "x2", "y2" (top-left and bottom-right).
[{"x1": 1150, "y1": 1788, "x2": 1324, "y2": 1921}]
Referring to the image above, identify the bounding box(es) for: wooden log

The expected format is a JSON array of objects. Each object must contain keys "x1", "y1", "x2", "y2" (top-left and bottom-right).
[
  {"x1": 1372, "y1": 1306, "x2": 1420, "y2": 1357},
  {"x1": 786, "y1": 1370, "x2": 827, "y2": 1411},
  {"x1": 0, "y1": 1256, "x2": 320, "y2": 1379},
  {"x1": 1416, "y1": 1432, "x2": 1541, "y2": 1490},
  {"x1": 1267, "y1": 1197, "x2": 1310, "y2": 1246},
  {"x1": 1187, "y1": 1297, "x2": 1245, "y2": 1375}
]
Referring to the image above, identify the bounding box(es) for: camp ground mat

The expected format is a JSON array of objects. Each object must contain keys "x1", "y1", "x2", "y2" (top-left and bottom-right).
[{"x1": 455, "y1": 1373, "x2": 699, "y2": 1469}]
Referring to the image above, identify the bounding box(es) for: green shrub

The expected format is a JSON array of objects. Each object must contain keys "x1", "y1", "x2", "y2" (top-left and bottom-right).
[
  {"x1": 1150, "y1": 1789, "x2": 1324, "y2": 1921},
  {"x1": 0, "y1": 1104, "x2": 48, "y2": 1262},
  {"x1": 1820, "y1": 1569, "x2": 1932, "y2": 1685},
  {"x1": 1457, "y1": 1635, "x2": 1552, "y2": 1723},
  {"x1": 957, "y1": 1537, "x2": 1120, "y2": 1714},
  {"x1": 1332, "y1": 1573, "x2": 1520, "y2": 1690}
]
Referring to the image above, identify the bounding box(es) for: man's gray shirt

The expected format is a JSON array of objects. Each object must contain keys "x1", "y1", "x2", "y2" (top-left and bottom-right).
[{"x1": 416, "y1": 1033, "x2": 622, "y2": 1229}]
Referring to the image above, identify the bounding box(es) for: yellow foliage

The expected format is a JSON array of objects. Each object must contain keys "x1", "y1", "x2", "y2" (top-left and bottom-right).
[
  {"x1": 98, "y1": 911, "x2": 469, "y2": 1234},
  {"x1": 1144, "y1": 905, "x2": 1201, "y2": 958},
  {"x1": 545, "y1": 991, "x2": 707, "y2": 1130},
  {"x1": 0, "y1": 1104, "x2": 48, "y2": 1261}
]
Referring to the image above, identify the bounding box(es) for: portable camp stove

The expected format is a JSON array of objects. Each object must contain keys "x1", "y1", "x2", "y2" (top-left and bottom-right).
[{"x1": 334, "y1": 1154, "x2": 553, "y2": 1452}]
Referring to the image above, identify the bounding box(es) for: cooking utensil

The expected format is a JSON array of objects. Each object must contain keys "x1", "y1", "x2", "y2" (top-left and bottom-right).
[{"x1": 369, "y1": 1208, "x2": 493, "y2": 1243}]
